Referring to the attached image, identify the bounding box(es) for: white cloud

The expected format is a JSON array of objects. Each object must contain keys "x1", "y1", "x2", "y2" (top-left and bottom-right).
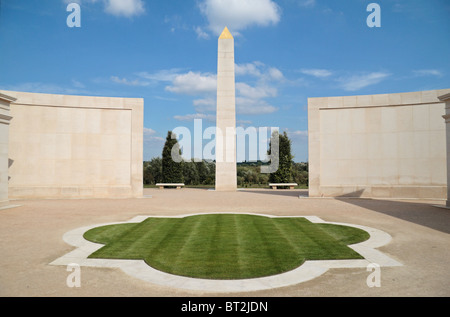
[
  {"x1": 2, "y1": 82, "x2": 87, "y2": 95},
  {"x1": 154, "y1": 96, "x2": 178, "y2": 102},
  {"x1": 339, "y1": 72, "x2": 391, "y2": 91},
  {"x1": 165, "y1": 71, "x2": 217, "y2": 95},
  {"x1": 234, "y1": 63, "x2": 281, "y2": 114},
  {"x1": 104, "y1": 0, "x2": 145, "y2": 17},
  {"x1": 198, "y1": 0, "x2": 281, "y2": 35},
  {"x1": 71, "y1": 79, "x2": 85, "y2": 89},
  {"x1": 111, "y1": 76, "x2": 150, "y2": 86},
  {"x1": 143, "y1": 127, "x2": 157, "y2": 135},
  {"x1": 63, "y1": 0, "x2": 84, "y2": 5},
  {"x1": 164, "y1": 15, "x2": 189, "y2": 33},
  {"x1": 193, "y1": 98, "x2": 216, "y2": 113},
  {"x1": 298, "y1": 0, "x2": 316, "y2": 8},
  {"x1": 268, "y1": 67, "x2": 284, "y2": 81},
  {"x1": 63, "y1": 0, "x2": 145, "y2": 18},
  {"x1": 237, "y1": 119, "x2": 252, "y2": 126},
  {"x1": 236, "y1": 82, "x2": 277, "y2": 99},
  {"x1": 166, "y1": 66, "x2": 280, "y2": 118},
  {"x1": 108, "y1": 69, "x2": 185, "y2": 88},
  {"x1": 174, "y1": 113, "x2": 216, "y2": 122},
  {"x1": 235, "y1": 62, "x2": 264, "y2": 77},
  {"x1": 236, "y1": 97, "x2": 278, "y2": 115},
  {"x1": 143, "y1": 127, "x2": 164, "y2": 142},
  {"x1": 300, "y1": 68, "x2": 333, "y2": 78},
  {"x1": 143, "y1": 127, "x2": 164, "y2": 160},
  {"x1": 413, "y1": 69, "x2": 443, "y2": 77},
  {"x1": 287, "y1": 130, "x2": 308, "y2": 138},
  {"x1": 137, "y1": 69, "x2": 183, "y2": 82},
  {"x1": 194, "y1": 26, "x2": 210, "y2": 40},
  {"x1": 190, "y1": 86, "x2": 279, "y2": 115},
  {"x1": 235, "y1": 61, "x2": 284, "y2": 82},
  {"x1": 193, "y1": 98, "x2": 216, "y2": 107}
]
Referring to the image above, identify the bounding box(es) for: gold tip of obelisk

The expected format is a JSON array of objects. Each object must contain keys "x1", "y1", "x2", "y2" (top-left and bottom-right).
[{"x1": 219, "y1": 27, "x2": 233, "y2": 39}]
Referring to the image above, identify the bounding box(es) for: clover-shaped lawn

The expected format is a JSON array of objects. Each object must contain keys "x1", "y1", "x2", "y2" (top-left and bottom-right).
[{"x1": 83, "y1": 214, "x2": 369, "y2": 279}]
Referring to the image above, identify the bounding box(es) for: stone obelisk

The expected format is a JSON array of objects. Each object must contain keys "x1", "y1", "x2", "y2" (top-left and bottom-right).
[{"x1": 215, "y1": 27, "x2": 237, "y2": 191}]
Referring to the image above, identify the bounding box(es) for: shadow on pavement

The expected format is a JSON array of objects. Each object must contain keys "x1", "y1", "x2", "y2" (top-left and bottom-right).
[
  {"x1": 240, "y1": 189, "x2": 309, "y2": 198},
  {"x1": 241, "y1": 188, "x2": 449, "y2": 233},
  {"x1": 335, "y1": 193, "x2": 450, "y2": 234}
]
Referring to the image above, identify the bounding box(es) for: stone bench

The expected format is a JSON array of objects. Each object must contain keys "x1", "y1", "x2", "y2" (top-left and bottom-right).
[
  {"x1": 269, "y1": 183, "x2": 298, "y2": 190},
  {"x1": 156, "y1": 183, "x2": 185, "y2": 190}
]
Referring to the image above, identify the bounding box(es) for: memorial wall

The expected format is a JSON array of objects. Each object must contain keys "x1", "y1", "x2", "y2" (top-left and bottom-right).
[
  {"x1": 0, "y1": 90, "x2": 143, "y2": 199},
  {"x1": 308, "y1": 89, "x2": 450, "y2": 199}
]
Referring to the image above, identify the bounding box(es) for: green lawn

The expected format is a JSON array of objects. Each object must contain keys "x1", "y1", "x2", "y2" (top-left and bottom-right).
[{"x1": 84, "y1": 214, "x2": 369, "y2": 279}]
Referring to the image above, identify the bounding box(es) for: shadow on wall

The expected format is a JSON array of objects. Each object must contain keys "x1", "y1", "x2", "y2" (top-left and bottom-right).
[
  {"x1": 336, "y1": 190, "x2": 450, "y2": 234},
  {"x1": 8, "y1": 159, "x2": 13, "y2": 181}
]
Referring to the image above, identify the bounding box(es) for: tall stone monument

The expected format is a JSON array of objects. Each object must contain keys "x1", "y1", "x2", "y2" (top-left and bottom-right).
[{"x1": 215, "y1": 27, "x2": 237, "y2": 191}]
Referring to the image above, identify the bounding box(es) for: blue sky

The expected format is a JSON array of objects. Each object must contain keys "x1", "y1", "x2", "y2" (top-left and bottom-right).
[{"x1": 1, "y1": 0, "x2": 449, "y2": 162}]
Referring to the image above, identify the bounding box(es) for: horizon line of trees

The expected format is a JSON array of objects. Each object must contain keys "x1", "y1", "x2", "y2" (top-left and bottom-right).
[{"x1": 143, "y1": 131, "x2": 308, "y2": 187}]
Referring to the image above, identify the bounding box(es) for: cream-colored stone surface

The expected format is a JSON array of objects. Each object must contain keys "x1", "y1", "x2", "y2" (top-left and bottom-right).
[
  {"x1": 0, "y1": 90, "x2": 143, "y2": 199},
  {"x1": 438, "y1": 93, "x2": 450, "y2": 206},
  {"x1": 215, "y1": 28, "x2": 237, "y2": 191},
  {"x1": 308, "y1": 89, "x2": 450, "y2": 199},
  {"x1": 0, "y1": 94, "x2": 15, "y2": 207}
]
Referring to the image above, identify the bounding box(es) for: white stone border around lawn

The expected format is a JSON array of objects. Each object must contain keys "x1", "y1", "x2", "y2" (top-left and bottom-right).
[{"x1": 50, "y1": 213, "x2": 403, "y2": 292}]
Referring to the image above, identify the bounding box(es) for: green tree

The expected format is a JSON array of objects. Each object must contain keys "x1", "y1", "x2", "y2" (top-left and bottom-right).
[
  {"x1": 268, "y1": 131, "x2": 294, "y2": 185},
  {"x1": 182, "y1": 160, "x2": 199, "y2": 185},
  {"x1": 203, "y1": 161, "x2": 216, "y2": 185},
  {"x1": 257, "y1": 172, "x2": 269, "y2": 185},
  {"x1": 162, "y1": 131, "x2": 184, "y2": 183},
  {"x1": 195, "y1": 160, "x2": 209, "y2": 185},
  {"x1": 292, "y1": 162, "x2": 309, "y2": 186},
  {"x1": 143, "y1": 157, "x2": 163, "y2": 185}
]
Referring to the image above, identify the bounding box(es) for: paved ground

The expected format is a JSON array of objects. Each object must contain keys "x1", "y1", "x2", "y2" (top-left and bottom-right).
[{"x1": 0, "y1": 188, "x2": 449, "y2": 297}]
